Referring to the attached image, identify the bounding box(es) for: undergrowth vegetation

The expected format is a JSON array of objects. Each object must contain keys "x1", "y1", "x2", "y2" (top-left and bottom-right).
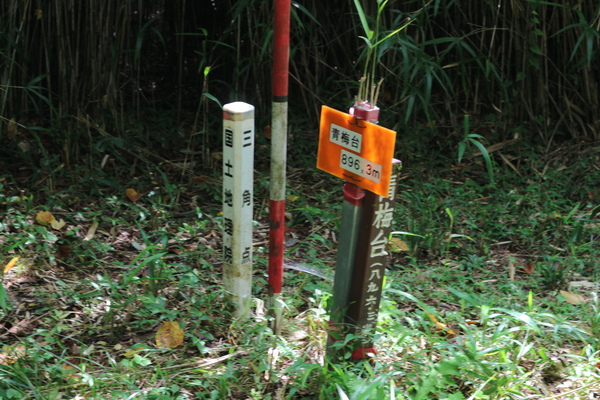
[{"x1": 1, "y1": 131, "x2": 599, "y2": 398}]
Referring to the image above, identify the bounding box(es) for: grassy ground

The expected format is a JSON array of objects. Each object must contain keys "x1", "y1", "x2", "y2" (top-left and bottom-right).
[{"x1": 1, "y1": 120, "x2": 599, "y2": 399}]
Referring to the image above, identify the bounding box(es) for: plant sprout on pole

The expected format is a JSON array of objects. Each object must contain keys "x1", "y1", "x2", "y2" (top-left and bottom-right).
[{"x1": 352, "y1": 0, "x2": 413, "y2": 118}]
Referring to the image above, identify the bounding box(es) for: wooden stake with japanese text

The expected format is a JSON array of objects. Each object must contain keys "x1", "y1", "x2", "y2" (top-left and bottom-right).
[
  {"x1": 346, "y1": 163, "x2": 400, "y2": 358},
  {"x1": 222, "y1": 102, "x2": 255, "y2": 320}
]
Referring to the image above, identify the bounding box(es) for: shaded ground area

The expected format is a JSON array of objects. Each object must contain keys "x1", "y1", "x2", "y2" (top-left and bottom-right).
[{"x1": 1, "y1": 133, "x2": 600, "y2": 398}]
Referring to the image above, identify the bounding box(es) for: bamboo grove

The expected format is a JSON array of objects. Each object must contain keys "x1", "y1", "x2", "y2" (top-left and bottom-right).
[{"x1": 1, "y1": 0, "x2": 598, "y2": 163}]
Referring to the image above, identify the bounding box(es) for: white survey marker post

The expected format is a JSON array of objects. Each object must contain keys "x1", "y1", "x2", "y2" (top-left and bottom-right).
[{"x1": 222, "y1": 102, "x2": 254, "y2": 319}]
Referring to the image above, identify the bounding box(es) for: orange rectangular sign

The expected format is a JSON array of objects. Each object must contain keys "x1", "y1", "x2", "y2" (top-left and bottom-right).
[{"x1": 317, "y1": 105, "x2": 396, "y2": 197}]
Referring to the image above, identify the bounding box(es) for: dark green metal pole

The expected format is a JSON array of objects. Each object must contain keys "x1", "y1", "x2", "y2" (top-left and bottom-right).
[{"x1": 327, "y1": 183, "x2": 365, "y2": 354}]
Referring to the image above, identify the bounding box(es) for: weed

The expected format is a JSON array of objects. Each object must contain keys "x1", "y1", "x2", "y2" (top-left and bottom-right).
[
  {"x1": 457, "y1": 115, "x2": 495, "y2": 185},
  {"x1": 538, "y1": 255, "x2": 571, "y2": 292}
]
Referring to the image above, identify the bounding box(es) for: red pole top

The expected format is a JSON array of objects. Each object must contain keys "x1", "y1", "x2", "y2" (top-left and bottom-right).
[{"x1": 273, "y1": 0, "x2": 291, "y2": 100}]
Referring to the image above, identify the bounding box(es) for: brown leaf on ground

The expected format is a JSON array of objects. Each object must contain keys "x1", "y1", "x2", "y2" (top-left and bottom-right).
[
  {"x1": 388, "y1": 237, "x2": 409, "y2": 252},
  {"x1": 84, "y1": 221, "x2": 99, "y2": 241},
  {"x1": 570, "y1": 280, "x2": 596, "y2": 288},
  {"x1": 428, "y1": 313, "x2": 456, "y2": 336},
  {"x1": 523, "y1": 261, "x2": 535, "y2": 274},
  {"x1": 0, "y1": 344, "x2": 27, "y2": 365},
  {"x1": 36, "y1": 210, "x2": 56, "y2": 224},
  {"x1": 167, "y1": 246, "x2": 182, "y2": 255},
  {"x1": 156, "y1": 321, "x2": 184, "y2": 349},
  {"x1": 125, "y1": 188, "x2": 143, "y2": 202},
  {"x1": 560, "y1": 290, "x2": 585, "y2": 305},
  {"x1": 8, "y1": 318, "x2": 33, "y2": 336}
]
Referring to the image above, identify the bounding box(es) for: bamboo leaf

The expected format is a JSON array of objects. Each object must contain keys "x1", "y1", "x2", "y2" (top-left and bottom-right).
[
  {"x1": 202, "y1": 93, "x2": 223, "y2": 109},
  {"x1": 336, "y1": 384, "x2": 351, "y2": 400},
  {"x1": 445, "y1": 208, "x2": 454, "y2": 223},
  {"x1": 458, "y1": 141, "x2": 467, "y2": 163},
  {"x1": 467, "y1": 133, "x2": 486, "y2": 140},
  {"x1": 124, "y1": 252, "x2": 167, "y2": 286},
  {"x1": 134, "y1": 18, "x2": 162, "y2": 63},
  {"x1": 372, "y1": 19, "x2": 414, "y2": 48},
  {"x1": 468, "y1": 138, "x2": 495, "y2": 183},
  {"x1": 353, "y1": 0, "x2": 373, "y2": 44},
  {"x1": 390, "y1": 231, "x2": 424, "y2": 238},
  {"x1": 292, "y1": 2, "x2": 321, "y2": 27},
  {"x1": 358, "y1": 35, "x2": 372, "y2": 48}
]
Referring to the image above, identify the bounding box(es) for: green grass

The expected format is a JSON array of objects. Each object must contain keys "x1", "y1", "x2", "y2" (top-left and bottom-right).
[{"x1": 1, "y1": 123, "x2": 600, "y2": 399}]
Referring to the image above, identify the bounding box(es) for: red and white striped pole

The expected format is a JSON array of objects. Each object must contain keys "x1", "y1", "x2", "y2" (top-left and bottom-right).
[{"x1": 268, "y1": 0, "x2": 291, "y2": 335}]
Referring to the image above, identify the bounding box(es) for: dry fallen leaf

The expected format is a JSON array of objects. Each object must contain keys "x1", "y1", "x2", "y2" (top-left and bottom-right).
[
  {"x1": 523, "y1": 261, "x2": 535, "y2": 274},
  {"x1": 125, "y1": 188, "x2": 143, "y2": 202},
  {"x1": 7, "y1": 318, "x2": 32, "y2": 335},
  {"x1": 388, "y1": 237, "x2": 409, "y2": 253},
  {"x1": 84, "y1": 220, "x2": 99, "y2": 241},
  {"x1": 4, "y1": 256, "x2": 20, "y2": 273},
  {"x1": 167, "y1": 246, "x2": 182, "y2": 255},
  {"x1": 560, "y1": 290, "x2": 585, "y2": 305},
  {"x1": 61, "y1": 340, "x2": 81, "y2": 380},
  {"x1": 156, "y1": 321, "x2": 184, "y2": 349},
  {"x1": 570, "y1": 281, "x2": 596, "y2": 289},
  {"x1": 428, "y1": 313, "x2": 456, "y2": 336},
  {"x1": 0, "y1": 344, "x2": 27, "y2": 365},
  {"x1": 36, "y1": 210, "x2": 56, "y2": 224},
  {"x1": 62, "y1": 359, "x2": 81, "y2": 381},
  {"x1": 131, "y1": 241, "x2": 146, "y2": 251},
  {"x1": 51, "y1": 218, "x2": 67, "y2": 230}
]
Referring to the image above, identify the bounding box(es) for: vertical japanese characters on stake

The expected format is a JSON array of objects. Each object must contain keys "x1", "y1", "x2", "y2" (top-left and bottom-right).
[
  {"x1": 346, "y1": 163, "x2": 400, "y2": 358},
  {"x1": 222, "y1": 102, "x2": 255, "y2": 319}
]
